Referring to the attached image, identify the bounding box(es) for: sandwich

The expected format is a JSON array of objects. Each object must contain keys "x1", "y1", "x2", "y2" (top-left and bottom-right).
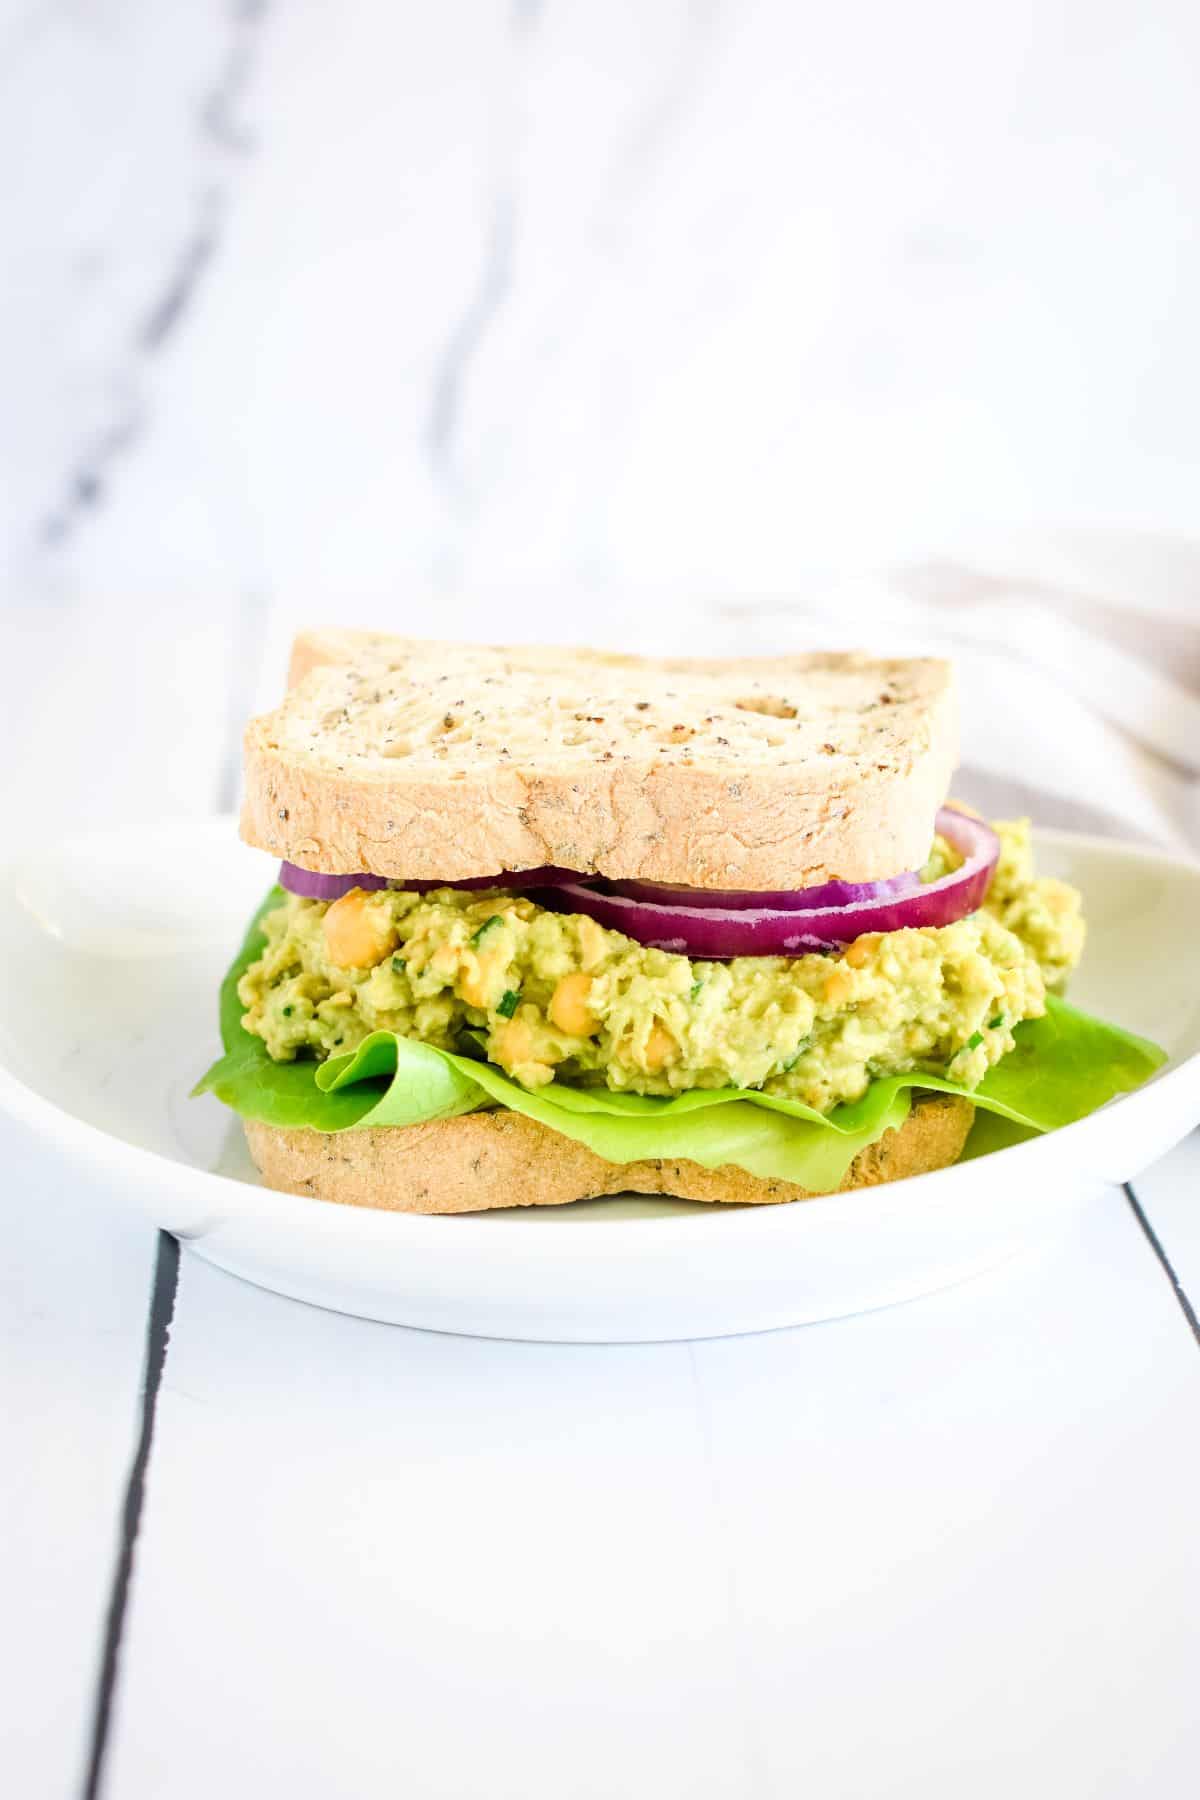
[{"x1": 196, "y1": 633, "x2": 1165, "y2": 1213}]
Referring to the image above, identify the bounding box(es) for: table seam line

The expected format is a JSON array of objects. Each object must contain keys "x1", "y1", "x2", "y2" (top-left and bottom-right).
[
  {"x1": 1122, "y1": 1180, "x2": 1200, "y2": 1351},
  {"x1": 80, "y1": 1230, "x2": 180, "y2": 1800}
]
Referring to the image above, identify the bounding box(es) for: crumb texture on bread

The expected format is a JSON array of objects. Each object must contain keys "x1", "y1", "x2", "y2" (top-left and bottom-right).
[
  {"x1": 242, "y1": 1095, "x2": 974, "y2": 1216},
  {"x1": 242, "y1": 634, "x2": 958, "y2": 888}
]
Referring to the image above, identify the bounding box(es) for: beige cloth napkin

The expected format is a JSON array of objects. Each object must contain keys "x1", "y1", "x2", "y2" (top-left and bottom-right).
[{"x1": 717, "y1": 531, "x2": 1200, "y2": 850}]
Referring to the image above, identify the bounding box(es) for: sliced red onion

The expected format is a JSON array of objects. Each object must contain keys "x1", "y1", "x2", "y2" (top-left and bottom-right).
[
  {"x1": 532, "y1": 808, "x2": 1000, "y2": 958},
  {"x1": 607, "y1": 869, "x2": 923, "y2": 912},
  {"x1": 278, "y1": 861, "x2": 578, "y2": 902},
  {"x1": 401, "y1": 865, "x2": 580, "y2": 895},
  {"x1": 279, "y1": 864, "x2": 390, "y2": 901}
]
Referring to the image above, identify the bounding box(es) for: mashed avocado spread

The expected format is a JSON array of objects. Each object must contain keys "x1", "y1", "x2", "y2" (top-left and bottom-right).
[{"x1": 237, "y1": 819, "x2": 1084, "y2": 1116}]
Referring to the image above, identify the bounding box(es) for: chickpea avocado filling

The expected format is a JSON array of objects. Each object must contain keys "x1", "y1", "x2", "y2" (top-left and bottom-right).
[{"x1": 237, "y1": 820, "x2": 1085, "y2": 1116}]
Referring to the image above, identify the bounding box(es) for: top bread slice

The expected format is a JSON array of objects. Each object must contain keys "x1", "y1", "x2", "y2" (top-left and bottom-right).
[{"x1": 240, "y1": 632, "x2": 958, "y2": 889}]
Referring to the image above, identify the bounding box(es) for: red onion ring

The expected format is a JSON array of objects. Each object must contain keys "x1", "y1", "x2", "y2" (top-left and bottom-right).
[
  {"x1": 278, "y1": 862, "x2": 577, "y2": 902},
  {"x1": 279, "y1": 865, "x2": 390, "y2": 901},
  {"x1": 532, "y1": 808, "x2": 1000, "y2": 958},
  {"x1": 606, "y1": 869, "x2": 923, "y2": 912}
]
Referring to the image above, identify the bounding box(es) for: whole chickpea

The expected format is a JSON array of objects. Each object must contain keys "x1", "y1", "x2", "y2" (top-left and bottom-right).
[{"x1": 323, "y1": 890, "x2": 399, "y2": 969}]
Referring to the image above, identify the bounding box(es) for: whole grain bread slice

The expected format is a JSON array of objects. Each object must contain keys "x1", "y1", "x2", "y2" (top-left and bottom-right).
[
  {"x1": 243, "y1": 1093, "x2": 974, "y2": 1215},
  {"x1": 241, "y1": 632, "x2": 957, "y2": 889}
]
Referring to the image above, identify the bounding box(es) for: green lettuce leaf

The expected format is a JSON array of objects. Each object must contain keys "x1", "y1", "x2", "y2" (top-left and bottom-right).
[{"x1": 194, "y1": 887, "x2": 1167, "y2": 1192}]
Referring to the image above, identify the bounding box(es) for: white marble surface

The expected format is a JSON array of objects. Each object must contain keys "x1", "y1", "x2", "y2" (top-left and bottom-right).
[
  {"x1": 5, "y1": 0, "x2": 1200, "y2": 615},
  {"x1": 3, "y1": 5, "x2": 1200, "y2": 1795}
]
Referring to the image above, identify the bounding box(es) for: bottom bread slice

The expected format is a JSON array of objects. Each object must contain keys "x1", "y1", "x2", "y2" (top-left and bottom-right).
[{"x1": 243, "y1": 1093, "x2": 975, "y2": 1215}]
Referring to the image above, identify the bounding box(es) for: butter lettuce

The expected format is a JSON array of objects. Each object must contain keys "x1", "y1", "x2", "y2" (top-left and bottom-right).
[{"x1": 194, "y1": 888, "x2": 1167, "y2": 1194}]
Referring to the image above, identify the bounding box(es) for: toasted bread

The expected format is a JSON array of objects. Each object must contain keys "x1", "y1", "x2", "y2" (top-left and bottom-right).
[
  {"x1": 241, "y1": 635, "x2": 957, "y2": 889},
  {"x1": 242, "y1": 1094, "x2": 974, "y2": 1215}
]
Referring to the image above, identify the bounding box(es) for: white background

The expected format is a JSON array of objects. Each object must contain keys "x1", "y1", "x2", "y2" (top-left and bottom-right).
[
  {"x1": 5, "y1": 2, "x2": 1200, "y2": 621},
  {"x1": 2, "y1": 4, "x2": 1199, "y2": 1795}
]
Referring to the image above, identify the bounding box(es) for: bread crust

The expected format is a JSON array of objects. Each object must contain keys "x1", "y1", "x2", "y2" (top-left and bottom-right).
[
  {"x1": 242, "y1": 1094, "x2": 975, "y2": 1215},
  {"x1": 240, "y1": 636, "x2": 957, "y2": 890}
]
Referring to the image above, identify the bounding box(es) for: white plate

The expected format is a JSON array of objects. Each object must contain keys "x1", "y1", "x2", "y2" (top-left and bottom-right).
[{"x1": 1, "y1": 819, "x2": 1198, "y2": 1341}]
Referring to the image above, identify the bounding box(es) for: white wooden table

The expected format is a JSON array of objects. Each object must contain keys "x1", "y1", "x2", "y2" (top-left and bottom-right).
[
  {"x1": 4, "y1": 6, "x2": 1200, "y2": 1789},
  {"x1": 7, "y1": 1121, "x2": 1200, "y2": 1798}
]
